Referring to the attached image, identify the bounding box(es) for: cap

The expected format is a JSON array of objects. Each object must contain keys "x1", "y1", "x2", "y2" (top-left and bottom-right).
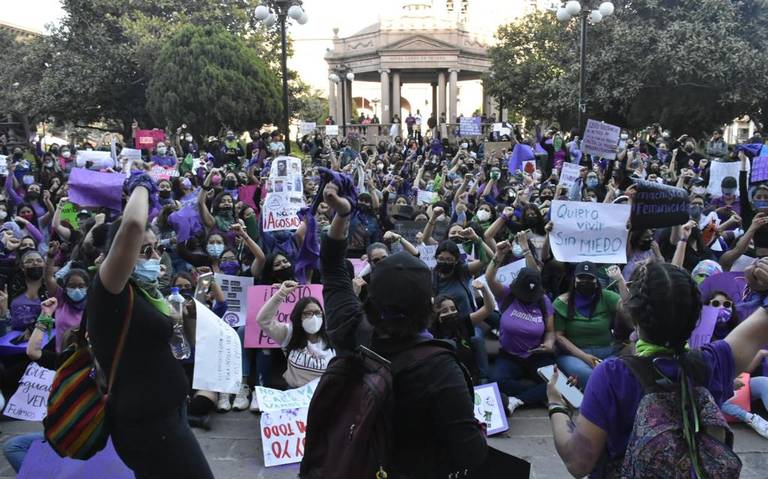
[
  {"x1": 369, "y1": 251, "x2": 432, "y2": 317},
  {"x1": 574, "y1": 261, "x2": 597, "y2": 279},
  {"x1": 721, "y1": 176, "x2": 737, "y2": 190},
  {"x1": 510, "y1": 267, "x2": 543, "y2": 304}
]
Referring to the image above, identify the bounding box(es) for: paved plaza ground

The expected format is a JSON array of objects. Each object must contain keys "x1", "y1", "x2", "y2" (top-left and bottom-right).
[{"x1": 0, "y1": 407, "x2": 766, "y2": 478}]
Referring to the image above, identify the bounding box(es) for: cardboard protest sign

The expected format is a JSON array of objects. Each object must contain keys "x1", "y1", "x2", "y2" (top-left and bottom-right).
[
  {"x1": 215, "y1": 273, "x2": 254, "y2": 327},
  {"x1": 630, "y1": 180, "x2": 689, "y2": 229},
  {"x1": 262, "y1": 156, "x2": 305, "y2": 232},
  {"x1": 460, "y1": 117, "x2": 482, "y2": 136},
  {"x1": 708, "y1": 161, "x2": 746, "y2": 197},
  {"x1": 476, "y1": 259, "x2": 525, "y2": 290},
  {"x1": 192, "y1": 300, "x2": 242, "y2": 394},
  {"x1": 245, "y1": 284, "x2": 324, "y2": 348},
  {"x1": 325, "y1": 125, "x2": 339, "y2": 136},
  {"x1": 3, "y1": 362, "x2": 54, "y2": 421},
  {"x1": 68, "y1": 168, "x2": 125, "y2": 211},
  {"x1": 134, "y1": 129, "x2": 166, "y2": 150},
  {"x1": 0, "y1": 155, "x2": 7, "y2": 176},
  {"x1": 688, "y1": 306, "x2": 719, "y2": 350},
  {"x1": 558, "y1": 162, "x2": 582, "y2": 190},
  {"x1": 255, "y1": 379, "x2": 318, "y2": 412},
  {"x1": 550, "y1": 200, "x2": 631, "y2": 264},
  {"x1": 59, "y1": 201, "x2": 80, "y2": 227},
  {"x1": 473, "y1": 383, "x2": 509, "y2": 436},
  {"x1": 299, "y1": 122, "x2": 317, "y2": 135},
  {"x1": 18, "y1": 439, "x2": 133, "y2": 479},
  {"x1": 260, "y1": 408, "x2": 309, "y2": 467},
  {"x1": 582, "y1": 119, "x2": 621, "y2": 160}
]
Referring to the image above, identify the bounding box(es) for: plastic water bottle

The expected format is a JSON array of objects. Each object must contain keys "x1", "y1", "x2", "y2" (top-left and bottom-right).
[{"x1": 167, "y1": 287, "x2": 191, "y2": 360}]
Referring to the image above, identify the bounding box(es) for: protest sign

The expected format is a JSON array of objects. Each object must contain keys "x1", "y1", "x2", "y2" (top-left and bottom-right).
[
  {"x1": 708, "y1": 161, "x2": 745, "y2": 197},
  {"x1": 752, "y1": 156, "x2": 768, "y2": 183},
  {"x1": 238, "y1": 184, "x2": 259, "y2": 212},
  {"x1": 260, "y1": 407, "x2": 309, "y2": 467},
  {"x1": 148, "y1": 165, "x2": 179, "y2": 182},
  {"x1": 558, "y1": 162, "x2": 582, "y2": 190},
  {"x1": 731, "y1": 255, "x2": 756, "y2": 272},
  {"x1": 192, "y1": 300, "x2": 242, "y2": 394},
  {"x1": 416, "y1": 189, "x2": 438, "y2": 205},
  {"x1": 245, "y1": 284, "x2": 324, "y2": 348},
  {"x1": 215, "y1": 273, "x2": 254, "y2": 327},
  {"x1": 418, "y1": 244, "x2": 438, "y2": 269},
  {"x1": 689, "y1": 306, "x2": 719, "y2": 350},
  {"x1": 118, "y1": 147, "x2": 142, "y2": 161},
  {"x1": 59, "y1": 201, "x2": 80, "y2": 227},
  {"x1": 0, "y1": 155, "x2": 7, "y2": 176},
  {"x1": 630, "y1": 180, "x2": 690, "y2": 229},
  {"x1": 68, "y1": 168, "x2": 125, "y2": 211},
  {"x1": 299, "y1": 122, "x2": 317, "y2": 135},
  {"x1": 522, "y1": 159, "x2": 536, "y2": 175},
  {"x1": 550, "y1": 200, "x2": 631, "y2": 264},
  {"x1": 19, "y1": 439, "x2": 133, "y2": 479},
  {"x1": 349, "y1": 258, "x2": 368, "y2": 277},
  {"x1": 476, "y1": 259, "x2": 525, "y2": 290},
  {"x1": 3, "y1": 362, "x2": 54, "y2": 421},
  {"x1": 582, "y1": 119, "x2": 621, "y2": 160},
  {"x1": 492, "y1": 122, "x2": 512, "y2": 137},
  {"x1": 460, "y1": 117, "x2": 482, "y2": 136},
  {"x1": 507, "y1": 144, "x2": 534, "y2": 173},
  {"x1": 262, "y1": 156, "x2": 305, "y2": 232},
  {"x1": 473, "y1": 383, "x2": 509, "y2": 436},
  {"x1": 325, "y1": 125, "x2": 339, "y2": 136},
  {"x1": 134, "y1": 129, "x2": 166, "y2": 150},
  {"x1": 76, "y1": 150, "x2": 114, "y2": 169},
  {"x1": 394, "y1": 220, "x2": 447, "y2": 245},
  {"x1": 255, "y1": 379, "x2": 318, "y2": 412}
]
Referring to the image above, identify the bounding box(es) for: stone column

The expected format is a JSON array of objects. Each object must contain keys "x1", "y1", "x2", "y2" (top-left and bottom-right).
[
  {"x1": 448, "y1": 68, "x2": 459, "y2": 122},
  {"x1": 380, "y1": 69, "x2": 391, "y2": 124},
  {"x1": 392, "y1": 71, "x2": 401, "y2": 123},
  {"x1": 328, "y1": 78, "x2": 338, "y2": 124},
  {"x1": 437, "y1": 71, "x2": 446, "y2": 120},
  {"x1": 345, "y1": 78, "x2": 353, "y2": 123},
  {"x1": 431, "y1": 83, "x2": 437, "y2": 119}
]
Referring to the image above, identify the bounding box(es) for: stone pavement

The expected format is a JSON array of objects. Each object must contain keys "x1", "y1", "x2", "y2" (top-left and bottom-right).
[{"x1": 0, "y1": 408, "x2": 766, "y2": 478}]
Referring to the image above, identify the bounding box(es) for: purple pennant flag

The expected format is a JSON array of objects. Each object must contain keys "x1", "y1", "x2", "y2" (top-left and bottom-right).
[
  {"x1": 688, "y1": 306, "x2": 719, "y2": 349},
  {"x1": 508, "y1": 144, "x2": 535, "y2": 172},
  {"x1": 19, "y1": 439, "x2": 133, "y2": 479},
  {"x1": 736, "y1": 143, "x2": 764, "y2": 158},
  {"x1": 294, "y1": 207, "x2": 320, "y2": 284},
  {"x1": 68, "y1": 168, "x2": 125, "y2": 211},
  {"x1": 168, "y1": 203, "x2": 204, "y2": 242}
]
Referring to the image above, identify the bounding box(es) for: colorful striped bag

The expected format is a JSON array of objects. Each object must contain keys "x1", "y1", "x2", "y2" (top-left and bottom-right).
[{"x1": 43, "y1": 287, "x2": 134, "y2": 460}]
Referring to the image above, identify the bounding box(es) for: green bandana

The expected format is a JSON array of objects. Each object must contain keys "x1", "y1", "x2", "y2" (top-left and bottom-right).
[
  {"x1": 214, "y1": 211, "x2": 234, "y2": 232},
  {"x1": 635, "y1": 339, "x2": 688, "y2": 357},
  {"x1": 135, "y1": 285, "x2": 170, "y2": 316}
]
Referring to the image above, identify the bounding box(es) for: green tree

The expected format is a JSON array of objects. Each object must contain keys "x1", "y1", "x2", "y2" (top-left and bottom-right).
[
  {"x1": 147, "y1": 25, "x2": 281, "y2": 136},
  {"x1": 292, "y1": 82, "x2": 329, "y2": 124},
  {"x1": 489, "y1": 0, "x2": 768, "y2": 134}
]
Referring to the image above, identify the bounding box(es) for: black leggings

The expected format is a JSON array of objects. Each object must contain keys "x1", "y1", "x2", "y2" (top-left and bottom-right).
[{"x1": 110, "y1": 404, "x2": 214, "y2": 479}]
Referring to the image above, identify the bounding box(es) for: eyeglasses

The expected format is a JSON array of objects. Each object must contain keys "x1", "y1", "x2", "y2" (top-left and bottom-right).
[
  {"x1": 140, "y1": 243, "x2": 162, "y2": 259},
  {"x1": 301, "y1": 310, "x2": 322, "y2": 319},
  {"x1": 709, "y1": 299, "x2": 732, "y2": 309}
]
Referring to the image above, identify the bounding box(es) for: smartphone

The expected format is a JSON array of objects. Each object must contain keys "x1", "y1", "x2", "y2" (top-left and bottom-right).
[
  {"x1": 537, "y1": 365, "x2": 583, "y2": 409},
  {"x1": 195, "y1": 272, "x2": 213, "y2": 302}
]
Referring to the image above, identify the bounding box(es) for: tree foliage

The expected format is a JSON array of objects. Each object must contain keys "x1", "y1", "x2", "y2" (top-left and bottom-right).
[
  {"x1": 488, "y1": 0, "x2": 768, "y2": 134},
  {"x1": 147, "y1": 25, "x2": 281, "y2": 136}
]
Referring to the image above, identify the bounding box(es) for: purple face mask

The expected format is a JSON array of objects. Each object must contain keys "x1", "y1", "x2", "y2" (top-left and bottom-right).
[{"x1": 220, "y1": 260, "x2": 240, "y2": 275}]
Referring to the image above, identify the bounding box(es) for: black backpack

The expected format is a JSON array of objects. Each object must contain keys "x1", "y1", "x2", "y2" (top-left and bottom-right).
[{"x1": 300, "y1": 340, "x2": 470, "y2": 479}]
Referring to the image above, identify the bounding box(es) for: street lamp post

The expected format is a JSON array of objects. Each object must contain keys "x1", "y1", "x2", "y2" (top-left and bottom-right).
[
  {"x1": 254, "y1": 1, "x2": 308, "y2": 155},
  {"x1": 556, "y1": 1, "x2": 615, "y2": 133},
  {"x1": 328, "y1": 67, "x2": 355, "y2": 137}
]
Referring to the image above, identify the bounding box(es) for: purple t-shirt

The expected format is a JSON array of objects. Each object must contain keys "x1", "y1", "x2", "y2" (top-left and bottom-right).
[
  {"x1": 580, "y1": 340, "x2": 735, "y2": 474},
  {"x1": 497, "y1": 287, "x2": 553, "y2": 358},
  {"x1": 10, "y1": 294, "x2": 42, "y2": 331}
]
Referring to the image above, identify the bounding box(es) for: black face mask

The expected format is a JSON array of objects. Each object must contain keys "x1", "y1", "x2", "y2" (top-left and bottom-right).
[
  {"x1": 436, "y1": 262, "x2": 455, "y2": 275},
  {"x1": 272, "y1": 267, "x2": 294, "y2": 283},
  {"x1": 159, "y1": 190, "x2": 172, "y2": 199},
  {"x1": 25, "y1": 266, "x2": 44, "y2": 281},
  {"x1": 575, "y1": 281, "x2": 597, "y2": 297},
  {"x1": 26, "y1": 192, "x2": 40, "y2": 201},
  {"x1": 13, "y1": 153, "x2": 22, "y2": 160},
  {"x1": 637, "y1": 239, "x2": 652, "y2": 251},
  {"x1": 685, "y1": 146, "x2": 694, "y2": 154},
  {"x1": 224, "y1": 179, "x2": 237, "y2": 189}
]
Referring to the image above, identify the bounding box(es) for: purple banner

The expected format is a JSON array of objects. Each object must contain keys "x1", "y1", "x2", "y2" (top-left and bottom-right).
[
  {"x1": 0, "y1": 329, "x2": 54, "y2": 356},
  {"x1": 752, "y1": 156, "x2": 768, "y2": 183},
  {"x1": 18, "y1": 439, "x2": 133, "y2": 479},
  {"x1": 68, "y1": 168, "x2": 125, "y2": 211}
]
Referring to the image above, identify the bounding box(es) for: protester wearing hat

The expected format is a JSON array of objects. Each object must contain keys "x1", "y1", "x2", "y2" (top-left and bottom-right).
[
  {"x1": 486, "y1": 240, "x2": 556, "y2": 412},
  {"x1": 553, "y1": 261, "x2": 621, "y2": 389}
]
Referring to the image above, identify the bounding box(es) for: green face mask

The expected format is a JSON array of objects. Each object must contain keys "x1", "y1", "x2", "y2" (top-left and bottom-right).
[{"x1": 553, "y1": 137, "x2": 563, "y2": 151}]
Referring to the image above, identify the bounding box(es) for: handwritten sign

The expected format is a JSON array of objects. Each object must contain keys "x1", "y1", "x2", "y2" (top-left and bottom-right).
[
  {"x1": 631, "y1": 180, "x2": 689, "y2": 229},
  {"x1": 476, "y1": 259, "x2": 525, "y2": 290},
  {"x1": 260, "y1": 407, "x2": 309, "y2": 467},
  {"x1": 0, "y1": 155, "x2": 7, "y2": 176},
  {"x1": 416, "y1": 189, "x2": 438, "y2": 205},
  {"x1": 558, "y1": 162, "x2": 582, "y2": 190},
  {"x1": 582, "y1": 119, "x2": 621, "y2": 160},
  {"x1": 118, "y1": 147, "x2": 142, "y2": 161},
  {"x1": 262, "y1": 156, "x2": 305, "y2": 232},
  {"x1": 4, "y1": 362, "x2": 54, "y2": 421},
  {"x1": 245, "y1": 284, "x2": 324, "y2": 348},
  {"x1": 417, "y1": 244, "x2": 438, "y2": 269},
  {"x1": 460, "y1": 117, "x2": 482, "y2": 136},
  {"x1": 689, "y1": 306, "x2": 719, "y2": 349},
  {"x1": 473, "y1": 383, "x2": 509, "y2": 436},
  {"x1": 299, "y1": 122, "x2": 317, "y2": 135},
  {"x1": 752, "y1": 156, "x2": 768, "y2": 183},
  {"x1": 148, "y1": 165, "x2": 179, "y2": 182},
  {"x1": 215, "y1": 273, "x2": 254, "y2": 327},
  {"x1": 191, "y1": 300, "x2": 242, "y2": 394},
  {"x1": 708, "y1": 161, "x2": 746, "y2": 197},
  {"x1": 255, "y1": 379, "x2": 318, "y2": 412},
  {"x1": 76, "y1": 150, "x2": 114, "y2": 169},
  {"x1": 325, "y1": 125, "x2": 339, "y2": 136},
  {"x1": 59, "y1": 201, "x2": 80, "y2": 227},
  {"x1": 550, "y1": 200, "x2": 630, "y2": 264},
  {"x1": 134, "y1": 129, "x2": 166, "y2": 150}
]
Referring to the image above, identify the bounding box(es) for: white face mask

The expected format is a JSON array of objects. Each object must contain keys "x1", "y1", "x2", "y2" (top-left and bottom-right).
[
  {"x1": 157, "y1": 147, "x2": 167, "y2": 155},
  {"x1": 62, "y1": 151, "x2": 71, "y2": 159},
  {"x1": 476, "y1": 210, "x2": 491, "y2": 222},
  {"x1": 302, "y1": 314, "x2": 323, "y2": 335},
  {"x1": 0, "y1": 211, "x2": 6, "y2": 221}
]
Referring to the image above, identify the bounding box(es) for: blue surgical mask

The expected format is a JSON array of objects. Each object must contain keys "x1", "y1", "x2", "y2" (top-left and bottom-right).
[
  {"x1": 207, "y1": 244, "x2": 225, "y2": 258},
  {"x1": 586, "y1": 178, "x2": 598, "y2": 189},
  {"x1": 754, "y1": 199, "x2": 768, "y2": 210},
  {"x1": 512, "y1": 243, "x2": 524, "y2": 257},
  {"x1": 66, "y1": 287, "x2": 87, "y2": 302},
  {"x1": 132, "y1": 258, "x2": 161, "y2": 283}
]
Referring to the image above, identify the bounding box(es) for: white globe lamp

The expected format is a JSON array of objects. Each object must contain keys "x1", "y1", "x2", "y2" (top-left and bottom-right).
[
  {"x1": 598, "y1": 2, "x2": 615, "y2": 17},
  {"x1": 287, "y1": 5, "x2": 303, "y2": 20},
  {"x1": 556, "y1": 8, "x2": 571, "y2": 22},
  {"x1": 590, "y1": 10, "x2": 603, "y2": 23},
  {"x1": 565, "y1": 1, "x2": 582, "y2": 16},
  {"x1": 254, "y1": 4, "x2": 270, "y2": 20}
]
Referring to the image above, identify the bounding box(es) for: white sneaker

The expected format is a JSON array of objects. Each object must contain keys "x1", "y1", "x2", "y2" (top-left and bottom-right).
[
  {"x1": 507, "y1": 397, "x2": 524, "y2": 416},
  {"x1": 232, "y1": 384, "x2": 251, "y2": 411},
  {"x1": 249, "y1": 392, "x2": 260, "y2": 413},
  {"x1": 217, "y1": 393, "x2": 232, "y2": 413},
  {"x1": 747, "y1": 413, "x2": 768, "y2": 439}
]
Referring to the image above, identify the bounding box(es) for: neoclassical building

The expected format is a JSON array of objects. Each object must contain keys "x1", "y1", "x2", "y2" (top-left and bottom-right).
[{"x1": 325, "y1": 0, "x2": 492, "y2": 124}]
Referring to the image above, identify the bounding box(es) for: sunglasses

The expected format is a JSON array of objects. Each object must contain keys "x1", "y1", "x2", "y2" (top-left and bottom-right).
[
  {"x1": 709, "y1": 299, "x2": 732, "y2": 309},
  {"x1": 140, "y1": 243, "x2": 163, "y2": 259}
]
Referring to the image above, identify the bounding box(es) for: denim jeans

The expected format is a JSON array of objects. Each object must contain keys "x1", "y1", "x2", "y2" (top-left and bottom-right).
[
  {"x1": 237, "y1": 325, "x2": 271, "y2": 386},
  {"x1": 3, "y1": 432, "x2": 43, "y2": 472},
  {"x1": 722, "y1": 376, "x2": 768, "y2": 421},
  {"x1": 493, "y1": 351, "x2": 556, "y2": 405},
  {"x1": 556, "y1": 345, "x2": 616, "y2": 390},
  {"x1": 472, "y1": 326, "x2": 490, "y2": 382}
]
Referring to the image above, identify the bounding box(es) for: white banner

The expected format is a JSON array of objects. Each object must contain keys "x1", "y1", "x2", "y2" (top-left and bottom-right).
[
  {"x1": 255, "y1": 379, "x2": 318, "y2": 412},
  {"x1": 707, "y1": 161, "x2": 745, "y2": 197},
  {"x1": 4, "y1": 362, "x2": 54, "y2": 421},
  {"x1": 118, "y1": 148, "x2": 142, "y2": 161},
  {"x1": 558, "y1": 162, "x2": 582, "y2": 190},
  {"x1": 262, "y1": 156, "x2": 305, "y2": 232},
  {"x1": 325, "y1": 125, "x2": 339, "y2": 136},
  {"x1": 299, "y1": 122, "x2": 317, "y2": 135},
  {"x1": 550, "y1": 200, "x2": 630, "y2": 264},
  {"x1": 582, "y1": 119, "x2": 621, "y2": 160},
  {"x1": 192, "y1": 300, "x2": 242, "y2": 394},
  {"x1": 214, "y1": 273, "x2": 254, "y2": 328}
]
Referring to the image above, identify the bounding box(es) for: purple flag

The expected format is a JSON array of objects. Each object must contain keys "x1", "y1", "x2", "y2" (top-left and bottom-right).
[
  {"x1": 736, "y1": 143, "x2": 764, "y2": 157},
  {"x1": 752, "y1": 156, "x2": 768, "y2": 183},
  {"x1": 19, "y1": 439, "x2": 132, "y2": 479},
  {"x1": 508, "y1": 144, "x2": 535, "y2": 172},
  {"x1": 688, "y1": 306, "x2": 719, "y2": 349},
  {"x1": 68, "y1": 168, "x2": 125, "y2": 211},
  {"x1": 533, "y1": 142, "x2": 548, "y2": 157},
  {"x1": 168, "y1": 203, "x2": 204, "y2": 242},
  {"x1": 294, "y1": 207, "x2": 320, "y2": 284}
]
